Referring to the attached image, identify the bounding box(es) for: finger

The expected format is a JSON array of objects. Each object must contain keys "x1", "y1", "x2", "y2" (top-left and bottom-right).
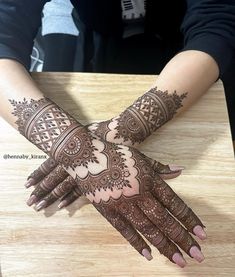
[
  {"x1": 152, "y1": 176, "x2": 207, "y2": 240},
  {"x1": 94, "y1": 204, "x2": 153, "y2": 261},
  {"x1": 137, "y1": 192, "x2": 204, "y2": 262},
  {"x1": 25, "y1": 158, "x2": 60, "y2": 188},
  {"x1": 58, "y1": 185, "x2": 83, "y2": 209},
  {"x1": 143, "y1": 157, "x2": 184, "y2": 180},
  {"x1": 117, "y1": 200, "x2": 186, "y2": 267},
  {"x1": 159, "y1": 171, "x2": 182, "y2": 180},
  {"x1": 35, "y1": 176, "x2": 77, "y2": 211},
  {"x1": 27, "y1": 166, "x2": 69, "y2": 206}
]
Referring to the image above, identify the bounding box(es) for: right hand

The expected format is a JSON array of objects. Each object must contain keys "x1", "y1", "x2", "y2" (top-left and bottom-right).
[{"x1": 29, "y1": 138, "x2": 206, "y2": 267}]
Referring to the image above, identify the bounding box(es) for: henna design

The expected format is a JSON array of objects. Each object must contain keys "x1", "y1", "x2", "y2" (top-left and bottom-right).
[
  {"x1": 31, "y1": 165, "x2": 69, "y2": 199},
  {"x1": 54, "y1": 127, "x2": 99, "y2": 170},
  {"x1": 28, "y1": 157, "x2": 57, "y2": 182},
  {"x1": 90, "y1": 121, "x2": 111, "y2": 140},
  {"x1": 41, "y1": 176, "x2": 78, "y2": 207},
  {"x1": 10, "y1": 97, "x2": 204, "y2": 264},
  {"x1": 74, "y1": 143, "x2": 132, "y2": 197},
  {"x1": 114, "y1": 88, "x2": 187, "y2": 144},
  {"x1": 9, "y1": 98, "x2": 78, "y2": 153}
]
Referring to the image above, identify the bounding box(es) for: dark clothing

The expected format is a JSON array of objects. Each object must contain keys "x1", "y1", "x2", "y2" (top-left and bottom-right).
[
  {"x1": 1, "y1": 0, "x2": 235, "y2": 76},
  {"x1": 42, "y1": 34, "x2": 78, "y2": 71},
  {"x1": 0, "y1": 0, "x2": 235, "y2": 137}
]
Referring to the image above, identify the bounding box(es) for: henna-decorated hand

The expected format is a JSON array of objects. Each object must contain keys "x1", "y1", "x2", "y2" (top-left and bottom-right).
[
  {"x1": 25, "y1": 157, "x2": 183, "y2": 210},
  {"x1": 10, "y1": 97, "x2": 206, "y2": 267},
  {"x1": 25, "y1": 86, "x2": 187, "y2": 210},
  {"x1": 28, "y1": 135, "x2": 206, "y2": 267}
]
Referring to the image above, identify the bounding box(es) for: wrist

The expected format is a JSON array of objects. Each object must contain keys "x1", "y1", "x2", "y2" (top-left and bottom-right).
[
  {"x1": 9, "y1": 97, "x2": 83, "y2": 155},
  {"x1": 89, "y1": 87, "x2": 187, "y2": 147}
]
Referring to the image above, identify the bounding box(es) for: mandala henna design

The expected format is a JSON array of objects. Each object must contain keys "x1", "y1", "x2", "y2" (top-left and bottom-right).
[
  {"x1": 114, "y1": 88, "x2": 187, "y2": 145},
  {"x1": 54, "y1": 127, "x2": 99, "y2": 170}
]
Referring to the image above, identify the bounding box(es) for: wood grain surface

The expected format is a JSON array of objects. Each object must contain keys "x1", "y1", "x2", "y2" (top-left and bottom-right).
[{"x1": 0, "y1": 73, "x2": 235, "y2": 277}]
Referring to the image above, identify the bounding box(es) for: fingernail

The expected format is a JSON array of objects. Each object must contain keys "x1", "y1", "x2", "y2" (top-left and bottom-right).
[
  {"x1": 35, "y1": 200, "x2": 46, "y2": 211},
  {"x1": 190, "y1": 246, "x2": 205, "y2": 263},
  {"x1": 142, "y1": 248, "x2": 153, "y2": 261},
  {"x1": 172, "y1": 253, "x2": 187, "y2": 268},
  {"x1": 58, "y1": 200, "x2": 67, "y2": 209},
  {"x1": 169, "y1": 165, "x2": 185, "y2": 172},
  {"x1": 193, "y1": 225, "x2": 207, "y2": 240},
  {"x1": 27, "y1": 195, "x2": 37, "y2": 206},
  {"x1": 25, "y1": 178, "x2": 34, "y2": 188}
]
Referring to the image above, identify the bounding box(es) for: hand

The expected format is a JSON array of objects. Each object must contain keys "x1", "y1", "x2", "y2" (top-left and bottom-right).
[
  {"x1": 10, "y1": 97, "x2": 205, "y2": 266},
  {"x1": 55, "y1": 136, "x2": 206, "y2": 267},
  {"x1": 27, "y1": 132, "x2": 205, "y2": 267},
  {"x1": 25, "y1": 87, "x2": 187, "y2": 208},
  {"x1": 25, "y1": 156, "x2": 184, "y2": 210},
  {"x1": 25, "y1": 108, "x2": 184, "y2": 210}
]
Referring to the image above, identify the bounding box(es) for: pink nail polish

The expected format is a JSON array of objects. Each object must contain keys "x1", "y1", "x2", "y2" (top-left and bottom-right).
[
  {"x1": 172, "y1": 253, "x2": 187, "y2": 268},
  {"x1": 142, "y1": 249, "x2": 153, "y2": 261},
  {"x1": 58, "y1": 200, "x2": 67, "y2": 209},
  {"x1": 35, "y1": 200, "x2": 46, "y2": 211},
  {"x1": 27, "y1": 195, "x2": 37, "y2": 206},
  {"x1": 25, "y1": 178, "x2": 34, "y2": 188},
  {"x1": 169, "y1": 165, "x2": 185, "y2": 172},
  {"x1": 190, "y1": 246, "x2": 205, "y2": 263},
  {"x1": 193, "y1": 225, "x2": 207, "y2": 240}
]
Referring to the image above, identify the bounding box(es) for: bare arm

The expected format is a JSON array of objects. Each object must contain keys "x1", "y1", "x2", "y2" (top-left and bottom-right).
[
  {"x1": 0, "y1": 58, "x2": 206, "y2": 266},
  {"x1": 89, "y1": 50, "x2": 219, "y2": 146}
]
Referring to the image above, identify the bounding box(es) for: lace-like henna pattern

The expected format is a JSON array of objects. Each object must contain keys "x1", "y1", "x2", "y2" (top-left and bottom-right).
[
  {"x1": 10, "y1": 98, "x2": 204, "y2": 263},
  {"x1": 54, "y1": 127, "x2": 99, "y2": 170},
  {"x1": 114, "y1": 88, "x2": 187, "y2": 144},
  {"x1": 91, "y1": 121, "x2": 111, "y2": 140},
  {"x1": 9, "y1": 98, "x2": 78, "y2": 153},
  {"x1": 74, "y1": 143, "x2": 132, "y2": 197}
]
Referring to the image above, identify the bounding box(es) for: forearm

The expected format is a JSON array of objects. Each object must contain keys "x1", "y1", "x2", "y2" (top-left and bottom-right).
[
  {"x1": 154, "y1": 50, "x2": 219, "y2": 114},
  {"x1": 91, "y1": 50, "x2": 219, "y2": 146},
  {"x1": 0, "y1": 59, "x2": 46, "y2": 129},
  {"x1": 0, "y1": 59, "x2": 83, "y2": 158}
]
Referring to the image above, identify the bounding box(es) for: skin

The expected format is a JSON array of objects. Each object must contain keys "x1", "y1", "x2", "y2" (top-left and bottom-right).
[{"x1": 0, "y1": 50, "x2": 218, "y2": 266}]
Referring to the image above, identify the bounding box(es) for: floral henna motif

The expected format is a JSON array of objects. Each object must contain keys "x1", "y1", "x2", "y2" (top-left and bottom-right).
[
  {"x1": 54, "y1": 127, "x2": 99, "y2": 170},
  {"x1": 11, "y1": 97, "x2": 204, "y2": 264},
  {"x1": 90, "y1": 121, "x2": 111, "y2": 140},
  {"x1": 74, "y1": 143, "x2": 132, "y2": 197},
  {"x1": 114, "y1": 88, "x2": 187, "y2": 144}
]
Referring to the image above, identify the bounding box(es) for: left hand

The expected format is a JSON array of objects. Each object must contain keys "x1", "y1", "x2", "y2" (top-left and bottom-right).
[{"x1": 26, "y1": 156, "x2": 183, "y2": 210}]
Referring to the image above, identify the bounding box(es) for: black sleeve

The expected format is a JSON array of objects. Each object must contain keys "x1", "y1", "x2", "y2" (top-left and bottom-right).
[
  {"x1": 181, "y1": 0, "x2": 235, "y2": 77},
  {"x1": 0, "y1": 0, "x2": 48, "y2": 70}
]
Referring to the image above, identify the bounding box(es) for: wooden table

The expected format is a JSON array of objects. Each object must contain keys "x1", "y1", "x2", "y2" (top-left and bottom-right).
[{"x1": 0, "y1": 73, "x2": 235, "y2": 277}]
